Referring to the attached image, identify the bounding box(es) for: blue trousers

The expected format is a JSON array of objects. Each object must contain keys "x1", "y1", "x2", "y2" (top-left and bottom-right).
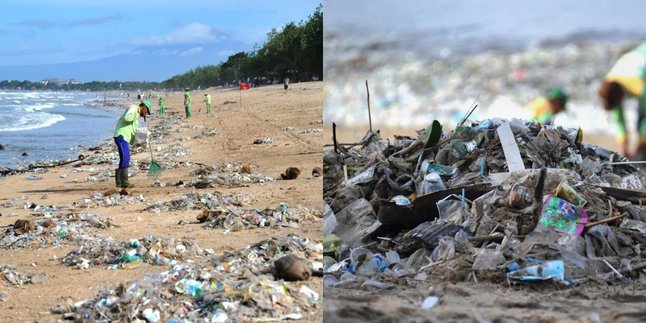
[{"x1": 114, "y1": 136, "x2": 130, "y2": 169}]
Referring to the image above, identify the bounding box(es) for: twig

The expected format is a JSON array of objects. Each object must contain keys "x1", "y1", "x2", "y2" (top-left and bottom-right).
[
  {"x1": 323, "y1": 142, "x2": 362, "y2": 147},
  {"x1": 603, "y1": 259, "x2": 625, "y2": 279},
  {"x1": 366, "y1": 80, "x2": 372, "y2": 132},
  {"x1": 605, "y1": 160, "x2": 646, "y2": 165},
  {"x1": 585, "y1": 213, "x2": 626, "y2": 228},
  {"x1": 333, "y1": 122, "x2": 339, "y2": 153},
  {"x1": 0, "y1": 157, "x2": 84, "y2": 176},
  {"x1": 458, "y1": 95, "x2": 480, "y2": 127},
  {"x1": 620, "y1": 261, "x2": 646, "y2": 274}
]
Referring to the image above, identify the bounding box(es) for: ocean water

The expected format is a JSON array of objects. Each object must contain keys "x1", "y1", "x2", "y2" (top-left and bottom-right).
[
  {"x1": 0, "y1": 91, "x2": 125, "y2": 168},
  {"x1": 324, "y1": 0, "x2": 646, "y2": 134}
]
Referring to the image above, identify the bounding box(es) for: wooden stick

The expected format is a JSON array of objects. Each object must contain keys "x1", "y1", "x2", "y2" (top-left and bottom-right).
[
  {"x1": 603, "y1": 259, "x2": 625, "y2": 278},
  {"x1": 620, "y1": 261, "x2": 646, "y2": 274},
  {"x1": 333, "y1": 122, "x2": 338, "y2": 153},
  {"x1": 343, "y1": 164, "x2": 348, "y2": 182},
  {"x1": 366, "y1": 80, "x2": 372, "y2": 132},
  {"x1": 585, "y1": 213, "x2": 626, "y2": 228},
  {"x1": 606, "y1": 160, "x2": 646, "y2": 165},
  {"x1": 323, "y1": 142, "x2": 362, "y2": 147},
  {"x1": 458, "y1": 95, "x2": 480, "y2": 127}
]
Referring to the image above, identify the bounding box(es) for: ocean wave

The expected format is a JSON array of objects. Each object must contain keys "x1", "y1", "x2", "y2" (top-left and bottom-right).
[
  {"x1": 21, "y1": 103, "x2": 57, "y2": 112},
  {"x1": 0, "y1": 113, "x2": 66, "y2": 132}
]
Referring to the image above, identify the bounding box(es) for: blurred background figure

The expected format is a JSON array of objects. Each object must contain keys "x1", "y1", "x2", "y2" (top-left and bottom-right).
[
  {"x1": 324, "y1": 0, "x2": 646, "y2": 153},
  {"x1": 527, "y1": 86, "x2": 568, "y2": 125},
  {"x1": 598, "y1": 43, "x2": 646, "y2": 158}
]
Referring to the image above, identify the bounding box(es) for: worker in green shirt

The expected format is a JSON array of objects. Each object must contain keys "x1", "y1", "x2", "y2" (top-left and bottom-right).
[
  {"x1": 598, "y1": 43, "x2": 646, "y2": 158},
  {"x1": 158, "y1": 96, "x2": 165, "y2": 114},
  {"x1": 526, "y1": 86, "x2": 568, "y2": 125},
  {"x1": 113, "y1": 101, "x2": 151, "y2": 188},
  {"x1": 201, "y1": 93, "x2": 212, "y2": 113},
  {"x1": 184, "y1": 88, "x2": 192, "y2": 118}
]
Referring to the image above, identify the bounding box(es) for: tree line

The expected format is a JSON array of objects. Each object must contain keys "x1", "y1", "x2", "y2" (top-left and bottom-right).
[
  {"x1": 162, "y1": 4, "x2": 322, "y2": 89},
  {"x1": 0, "y1": 5, "x2": 322, "y2": 92}
]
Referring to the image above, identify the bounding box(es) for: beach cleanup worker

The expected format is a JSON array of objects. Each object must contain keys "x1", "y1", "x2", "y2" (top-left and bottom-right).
[
  {"x1": 201, "y1": 93, "x2": 212, "y2": 113},
  {"x1": 158, "y1": 96, "x2": 165, "y2": 114},
  {"x1": 598, "y1": 43, "x2": 646, "y2": 158},
  {"x1": 184, "y1": 88, "x2": 192, "y2": 118},
  {"x1": 113, "y1": 100, "x2": 151, "y2": 188},
  {"x1": 526, "y1": 86, "x2": 568, "y2": 126}
]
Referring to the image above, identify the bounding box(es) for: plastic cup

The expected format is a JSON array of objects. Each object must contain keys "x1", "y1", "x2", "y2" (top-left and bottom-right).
[{"x1": 555, "y1": 181, "x2": 587, "y2": 207}]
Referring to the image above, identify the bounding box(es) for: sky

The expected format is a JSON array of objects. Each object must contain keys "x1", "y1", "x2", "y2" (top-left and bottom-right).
[{"x1": 0, "y1": 0, "x2": 321, "y2": 82}]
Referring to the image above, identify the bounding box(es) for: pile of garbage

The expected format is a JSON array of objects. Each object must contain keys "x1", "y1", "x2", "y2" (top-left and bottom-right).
[
  {"x1": 0, "y1": 264, "x2": 37, "y2": 300},
  {"x1": 0, "y1": 264, "x2": 34, "y2": 287},
  {"x1": 71, "y1": 192, "x2": 147, "y2": 209},
  {"x1": 70, "y1": 166, "x2": 114, "y2": 183},
  {"x1": 199, "y1": 203, "x2": 321, "y2": 231},
  {"x1": 186, "y1": 165, "x2": 274, "y2": 188},
  {"x1": 62, "y1": 236, "x2": 208, "y2": 270},
  {"x1": 193, "y1": 162, "x2": 257, "y2": 174},
  {"x1": 0, "y1": 213, "x2": 114, "y2": 249},
  {"x1": 193, "y1": 128, "x2": 222, "y2": 139},
  {"x1": 154, "y1": 143, "x2": 189, "y2": 160},
  {"x1": 145, "y1": 192, "x2": 254, "y2": 213},
  {"x1": 253, "y1": 137, "x2": 275, "y2": 145},
  {"x1": 52, "y1": 234, "x2": 323, "y2": 322},
  {"x1": 323, "y1": 118, "x2": 646, "y2": 288},
  {"x1": 297, "y1": 128, "x2": 323, "y2": 134},
  {"x1": 23, "y1": 203, "x2": 59, "y2": 216},
  {"x1": 71, "y1": 152, "x2": 119, "y2": 170}
]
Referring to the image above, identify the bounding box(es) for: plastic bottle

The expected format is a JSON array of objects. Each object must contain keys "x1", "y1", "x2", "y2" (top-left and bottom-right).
[
  {"x1": 451, "y1": 139, "x2": 477, "y2": 156},
  {"x1": 390, "y1": 195, "x2": 411, "y2": 206},
  {"x1": 423, "y1": 173, "x2": 445, "y2": 195},
  {"x1": 175, "y1": 278, "x2": 204, "y2": 298}
]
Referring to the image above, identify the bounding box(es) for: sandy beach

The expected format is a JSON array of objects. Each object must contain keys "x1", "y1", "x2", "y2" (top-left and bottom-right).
[{"x1": 0, "y1": 82, "x2": 323, "y2": 321}]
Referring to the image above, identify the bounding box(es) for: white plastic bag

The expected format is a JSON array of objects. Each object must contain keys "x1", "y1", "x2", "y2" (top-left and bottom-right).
[{"x1": 135, "y1": 126, "x2": 150, "y2": 148}]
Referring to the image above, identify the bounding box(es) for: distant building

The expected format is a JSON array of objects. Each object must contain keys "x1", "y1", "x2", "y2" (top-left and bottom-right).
[{"x1": 40, "y1": 78, "x2": 82, "y2": 86}]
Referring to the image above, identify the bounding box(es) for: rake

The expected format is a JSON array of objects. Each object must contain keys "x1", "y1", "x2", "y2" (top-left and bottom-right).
[{"x1": 148, "y1": 140, "x2": 163, "y2": 177}]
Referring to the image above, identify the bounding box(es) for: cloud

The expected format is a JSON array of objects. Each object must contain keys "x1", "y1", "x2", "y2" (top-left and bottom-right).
[
  {"x1": 179, "y1": 47, "x2": 203, "y2": 57},
  {"x1": 15, "y1": 14, "x2": 122, "y2": 29},
  {"x1": 133, "y1": 23, "x2": 226, "y2": 46},
  {"x1": 68, "y1": 14, "x2": 122, "y2": 27},
  {"x1": 16, "y1": 19, "x2": 58, "y2": 29},
  {"x1": 158, "y1": 49, "x2": 179, "y2": 56}
]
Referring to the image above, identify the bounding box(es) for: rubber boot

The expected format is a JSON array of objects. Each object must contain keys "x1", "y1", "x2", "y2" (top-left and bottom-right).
[
  {"x1": 120, "y1": 168, "x2": 134, "y2": 188},
  {"x1": 115, "y1": 169, "x2": 122, "y2": 188}
]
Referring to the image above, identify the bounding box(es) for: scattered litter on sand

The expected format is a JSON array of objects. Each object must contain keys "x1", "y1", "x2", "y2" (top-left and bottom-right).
[
  {"x1": 0, "y1": 264, "x2": 37, "y2": 300},
  {"x1": 198, "y1": 203, "x2": 321, "y2": 231},
  {"x1": 253, "y1": 137, "x2": 275, "y2": 145},
  {"x1": 52, "y1": 234, "x2": 323, "y2": 321},
  {"x1": 62, "y1": 236, "x2": 208, "y2": 270},
  {"x1": 145, "y1": 191, "x2": 255, "y2": 213},
  {"x1": 1, "y1": 213, "x2": 115, "y2": 249}
]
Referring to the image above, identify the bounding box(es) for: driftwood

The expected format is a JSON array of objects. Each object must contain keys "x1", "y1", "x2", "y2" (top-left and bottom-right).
[{"x1": 0, "y1": 155, "x2": 85, "y2": 176}]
